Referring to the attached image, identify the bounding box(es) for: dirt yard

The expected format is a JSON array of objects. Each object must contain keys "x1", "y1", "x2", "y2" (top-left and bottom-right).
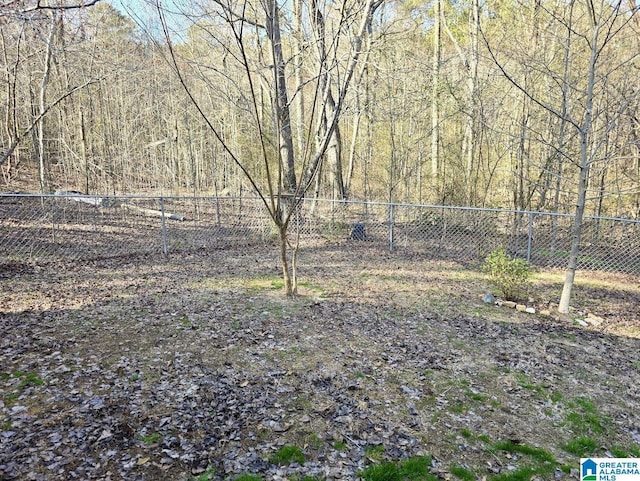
[{"x1": 2, "y1": 245, "x2": 640, "y2": 481}]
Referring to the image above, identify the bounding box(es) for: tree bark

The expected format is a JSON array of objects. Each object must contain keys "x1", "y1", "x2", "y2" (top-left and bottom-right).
[
  {"x1": 38, "y1": 13, "x2": 57, "y2": 193},
  {"x1": 264, "y1": 0, "x2": 296, "y2": 194},
  {"x1": 558, "y1": 4, "x2": 600, "y2": 314},
  {"x1": 430, "y1": 0, "x2": 441, "y2": 185}
]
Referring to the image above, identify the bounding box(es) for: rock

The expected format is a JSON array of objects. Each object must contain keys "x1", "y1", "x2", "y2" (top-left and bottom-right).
[
  {"x1": 585, "y1": 315, "x2": 604, "y2": 326},
  {"x1": 525, "y1": 307, "x2": 536, "y2": 314},
  {"x1": 483, "y1": 293, "x2": 496, "y2": 304},
  {"x1": 574, "y1": 319, "x2": 589, "y2": 327}
]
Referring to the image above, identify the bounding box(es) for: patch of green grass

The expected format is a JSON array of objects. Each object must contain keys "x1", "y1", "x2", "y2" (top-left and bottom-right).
[
  {"x1": 333, "y1": 440, "x2": 348, "y2": 451},
  {"x1": 613, "y1": 445, "x2": 640, "y2": 457},
  {"x1": 465, "y1": 390, "x2": 487, "y2": 402},
  {"x1": 14, "y1": 371, "x2": 44, "y2": 389},
  {"x1": 562, "y1": 436, "x2": 598, "y2": 456},
  {"x1": 2, "y1": 371, "x2": 45, "y2": 404},
  {"x1": 489, "y1": 466, "x2": 540, "y2": 481},
  {"x1": 270, "y1": 279, "x2": 285, "y2": 290},
  {"x1": 400, "y1": 456, "x2": 434, "y2": 479},
  {"x1": 364, "y1": 445, "x2": 385, "y2": 462},
  {"x1": 3, "y1": 393, "x2": 19, "y2": 404},
  {"x1": 290, "y1": 475, "x2": 324, "y2": 481},
  {"x1": 359, "y1": 456, "x2": 435, "y2": 481},
  {"x1": 305, "y1": 433, "x2": 324, "y2": 450},
  {"x1": 610, "y1": 445, "x2": 629, "y2": 457},
  {"x1": 460, "y1": 428, "x2": 473, "y2": 439},
  {"x1": 450, "y1": 465, "x2": 475, "y2": 481},
  {"x1": 450, "y1": 402, "x2": 468, "y2": 414},
  {"x1": 139, "y1": 432, "x2": 162, "y2": 445},
  {"x1": 290, "y1": 393, "x2": 313, "y2": 411},
  {"x1": 245, "y1": 275, "x2": 286, "y2": 292},
  {"x1": 270, "y1": 444, "x2": 305, "y2": 465},
  {"x1": 297, "y1": 280, "x2": 325, "y2": 296},
  {"x1": 361, "y1": 462, "x2": 401, "y2": 480},
  {"x1": 492, "y1": 440, "x2": 556, "y2": 464},
  {"x1": 190, "y1": 466, "x2": 216, "y2": 481},
  {"x1": 565, "y1": 397, "x2": 607, "y2": 435},
  {"x1": 550, "y1": 390, "x2": 563, "y2": 403},
  {"x1": 514, "y1": 372, "x2": 545, "y2": 395},
  {"x1": 233, "y1": 474, "x2": 263, "y2": 481},
  {"x1": 486, "y1": 439, "x2": 559, "y2": 481}
]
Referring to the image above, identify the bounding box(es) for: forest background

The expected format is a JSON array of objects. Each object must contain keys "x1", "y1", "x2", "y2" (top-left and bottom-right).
[{"x1": 1, "y1": 0, "x2": 639, "y2": 219}]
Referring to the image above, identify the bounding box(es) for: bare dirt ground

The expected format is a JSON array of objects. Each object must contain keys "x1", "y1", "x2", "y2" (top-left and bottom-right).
[{"x1": 2, "y1": 245, "x2": 640, "y2": 481}]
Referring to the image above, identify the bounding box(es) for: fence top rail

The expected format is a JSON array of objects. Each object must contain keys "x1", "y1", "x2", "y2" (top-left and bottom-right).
[{"x1": 1, "y1": 193, "x2": 639, "y2": 224}]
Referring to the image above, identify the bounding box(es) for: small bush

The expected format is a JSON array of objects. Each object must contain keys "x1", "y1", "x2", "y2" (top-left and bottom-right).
[{"x1": 482, "y1": 248, "x2": 531, "y2": 301}]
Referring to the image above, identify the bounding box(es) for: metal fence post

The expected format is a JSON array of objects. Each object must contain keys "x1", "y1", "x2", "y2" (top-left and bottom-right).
[
  {"x1": 527, "y1": 211, "x2": 534, "y2": 263},
  {"x1": 160, "y1": 197, "x2": 168, "y2": 256},
  {"x1": 389, "y1": 203, "x2": 395, "y2": 251}
]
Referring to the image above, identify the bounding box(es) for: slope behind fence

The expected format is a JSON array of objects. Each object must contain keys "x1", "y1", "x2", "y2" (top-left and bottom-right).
[{"x1": 1, "y1": 194, "x2": 639, "y2": 274}]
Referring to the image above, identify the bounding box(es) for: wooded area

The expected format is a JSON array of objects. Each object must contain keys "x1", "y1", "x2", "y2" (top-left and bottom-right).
[{"x1": 1, "y1": 0, "x2": 638, "y2": 217}]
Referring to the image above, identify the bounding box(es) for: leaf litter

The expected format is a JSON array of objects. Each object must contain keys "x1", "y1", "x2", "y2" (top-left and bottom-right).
[{"x1": 1, "y1": 245, "x2": 640, "y2": 480}]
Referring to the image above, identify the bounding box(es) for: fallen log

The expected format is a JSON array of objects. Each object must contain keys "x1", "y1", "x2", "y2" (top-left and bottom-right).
[
  {"x1": 54, "y1": 192, "x2": 185, "y2": 221},
  {"x1": 120, "y1": 203, "x2": 185, "y2": 221}
]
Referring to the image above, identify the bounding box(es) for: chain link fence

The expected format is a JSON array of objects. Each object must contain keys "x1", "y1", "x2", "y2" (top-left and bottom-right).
[{"x1": 1, "y1": 194, "x2": 639, "y2": 274}]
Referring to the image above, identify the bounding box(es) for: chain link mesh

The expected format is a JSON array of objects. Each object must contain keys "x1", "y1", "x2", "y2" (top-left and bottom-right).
[{"x1": 1, "y1": 194, "x2": 639, "y2": 274}]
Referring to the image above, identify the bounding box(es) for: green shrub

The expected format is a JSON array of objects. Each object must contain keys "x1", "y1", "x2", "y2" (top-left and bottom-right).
[{"x1": 482, "y1": 248, "x2": 531, "y2": 301}]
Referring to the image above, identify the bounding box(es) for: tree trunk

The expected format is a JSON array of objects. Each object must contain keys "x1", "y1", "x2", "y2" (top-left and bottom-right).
[
  {"x1": 310, "y1": 0, "x2": 345, "y2": 199},
  {"x1": 431, "y1": 0, "x2": 441, "y2": 188},
  {"x1": 558, "y1": 7, "x2": 600, "y2": 314},
  {"x1": 278, "y1": 224, "x2": 296, "y2": 296},
  {"x1": 293, "y1": 0, "x2": 305, "y2": 161},
  {"x1": 558, "y1": 144, "x2": 589, "y2": 313},
  {"x1": 264, "y1": 0, "x2": 296, "y2": 193},
  {"x1": 38, "y1": 14, "x2": 57, "y2": 193}
]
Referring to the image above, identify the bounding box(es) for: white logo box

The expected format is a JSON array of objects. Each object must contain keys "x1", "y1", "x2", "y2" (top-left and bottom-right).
[{"x1": 581, "y1": 459, "x2": 640, "y2": 481}]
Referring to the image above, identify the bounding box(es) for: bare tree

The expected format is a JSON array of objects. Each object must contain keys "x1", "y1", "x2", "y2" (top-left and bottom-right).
[
  {"x1": 484, "y1": 0, "x2": 639, "y2": 313},
  {"x1": 154, "y1": 0, "x2": 381, "y2": 295},
  {"x1": 0, "y1": 0, "x2": 102, "y2": 175}
]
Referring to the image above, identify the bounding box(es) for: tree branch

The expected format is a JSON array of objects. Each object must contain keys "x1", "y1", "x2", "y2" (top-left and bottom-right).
[
  {"x1": 1, "y1": 0, "x2": 101, "y2": 16},
  {"x1": 0, "y1": 78, "x2": 102, "y2": 167},
  {"x1": 480, "y1": 26, "x2": 581, "y2": 132}
]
